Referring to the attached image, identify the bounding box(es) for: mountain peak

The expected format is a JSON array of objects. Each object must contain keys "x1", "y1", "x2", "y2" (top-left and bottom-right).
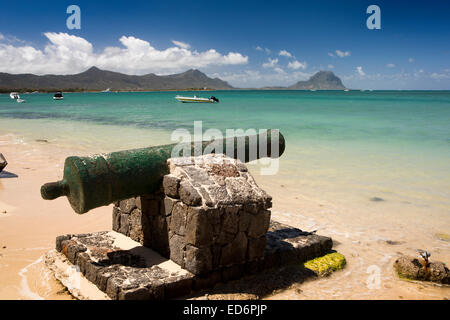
[
  {"x1": 183, "y1": 69, "x2": 203, "y2": 75},
  {"x1": 84, "y1": 66, "x2": 102, "y2": 73},
  {"x1": 289, "y1": 71, "x2": 346, "y2": 90}
]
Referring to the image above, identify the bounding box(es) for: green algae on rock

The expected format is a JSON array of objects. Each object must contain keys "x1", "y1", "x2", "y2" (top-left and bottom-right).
[{"x1": 303, "y1": 252, "x2": 346, "y2": 277}]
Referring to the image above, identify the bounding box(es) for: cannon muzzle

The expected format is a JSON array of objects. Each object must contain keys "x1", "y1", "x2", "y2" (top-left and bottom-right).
[{"x1": 41, "y1": 129, "x2": 285, "y2": 214}]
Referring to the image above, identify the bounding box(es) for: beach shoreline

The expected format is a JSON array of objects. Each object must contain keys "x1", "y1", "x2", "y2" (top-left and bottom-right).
[{"x1": 0, "y1": 131, "x2": 448, "y2": 300}]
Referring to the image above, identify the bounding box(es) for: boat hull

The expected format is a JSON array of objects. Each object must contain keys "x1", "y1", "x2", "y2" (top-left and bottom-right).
[{"x1": 175, "y1": 96, "x2": 216, "y2": 103}]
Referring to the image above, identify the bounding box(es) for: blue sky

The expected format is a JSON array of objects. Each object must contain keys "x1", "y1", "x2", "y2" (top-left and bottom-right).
[{"x1": 0, "y1": 0, "x2": 449, "y2": 89}]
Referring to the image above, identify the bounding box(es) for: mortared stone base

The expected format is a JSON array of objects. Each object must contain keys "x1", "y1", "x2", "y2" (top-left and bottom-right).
[{"x1": 50, "y1": 220, "x2": 332, "y2": 300}]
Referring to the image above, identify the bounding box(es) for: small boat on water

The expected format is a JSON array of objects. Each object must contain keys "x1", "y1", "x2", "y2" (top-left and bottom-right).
[
  {"x1": 10, "y1": 92, "x2": 19, "y2": 99},
  {"x1": 53, "y1": 92, "x2": 64, "y2": 100},
  {"x1": 175, "y1": 95, "x2": 219, "y2": 103},
  {"x1": 10, "y1": 92, "x2": 25, "y2": 102},
  {"x1": 101, "y1": 88, "x2": 111, "y2": 93}
]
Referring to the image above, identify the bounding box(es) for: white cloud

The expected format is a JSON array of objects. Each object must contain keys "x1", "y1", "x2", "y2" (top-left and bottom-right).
[
  {"x1": 328, "y1": 64, "x2": 334, "y2": 69},
  {"x1": 0, "y1": 33, "x2": 3, "y2": 40},
  {"x1": 215, "y1": 69, "x2": 312, "y2": 87},
  {"x1": 171, "y1": 40, "x2": 190, "y2": 49},
  {"x1": 255, "y1": 46, "x2": 271, "y2": 54},
  {"x1": 279, "y1": 50, "x2": 292, "y2": 57},
  {"x1": 262, "y1": 58, "x2": 278, "y2": 68},
  {"x1": 0, "y1": 32, "x2": 248, "y2": 75},
  {"x1": 386, "y1": 63, "x2": 395, "y2": 68},
  {"x1": 408, "y1": 57, "x2": 414, "y2": 63},
  {"x1": 335, "y1": 50, "x2": 351, "y2": 58},
  {"x1": 430, "y1": 72, "x2": 450, "y2": 80},
  {"x1": 328, "y1": 52, "x2": 334, "y2": 57},
  {"x1": 274, "y1": 67, "x2": 285, "y2": 74},
  {"x1": 356, "y1": 66, "x2": 365, "y2": 76},
  {"x1": 342, "y1": 69, "x2": 450, "y2": 90},
  {"x1": 287, "y1": 60, "x2": 307, "y2": 70}
]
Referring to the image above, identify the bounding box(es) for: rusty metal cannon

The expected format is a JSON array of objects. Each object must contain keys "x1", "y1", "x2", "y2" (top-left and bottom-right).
[{"x1": 41, "y1": 129, "x2": 285, "y2": 214}]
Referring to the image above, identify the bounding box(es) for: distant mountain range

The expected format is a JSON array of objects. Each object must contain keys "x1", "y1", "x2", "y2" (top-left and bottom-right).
[
  {"x1": 0, "y1": 67, "x2": 233, "y2": 92},
  {"x1": 0, "y1": 67, "x2": 346, "y2": 92}
]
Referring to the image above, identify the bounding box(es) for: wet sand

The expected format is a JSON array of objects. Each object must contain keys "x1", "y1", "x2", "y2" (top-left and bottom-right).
[
  {"x1": 0, "y1": 137, "x2": 111, "y2": 299},
  {"x1": 0, "y1": 134, "x2": 448, "y2": 300}
]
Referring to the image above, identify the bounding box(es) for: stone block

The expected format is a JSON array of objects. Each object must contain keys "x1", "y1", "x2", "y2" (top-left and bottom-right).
[
  {"x1": 163, "y1": 174, "x2": 181, "y2": 198},
  {"x1": 179, "y1": 180, "x2": 202, "y2": 206},
  {"x1": 185, "y1": 244, "x2": 212, "y2": 275},
  {"x1": 220, "y1": 232, "x2": 248, "y2": 266},
  {"x1": 129, "y1": 209, "x2": 144, "y2": 243},
  {"x1": 185, "y1": 207, "x2": 214, "y2": 247},
  {"x1": 161, "y1": 197, "x2": 177, "y2": 216},
  {"x1": 112, "y1": 207, "x2": 120, "y2": 231},
  {"x1": 248, "y1": 210, "x2": 271, "y2": 238},
  {"x1": 247, "y1": 236, "x2": 266, "y2": 261},
  {"x1": 119, "y1": 198, "x2": 136, "y2": 213},
  {"x1": 118, "y1": 213, "x2": 129, "y2": 235},
  {"x1": 169, "y1": 233, "x2": 185, "y2": 267},
  {"x1": 170, "y1": 202, "x2": 187, "y2": 236}
]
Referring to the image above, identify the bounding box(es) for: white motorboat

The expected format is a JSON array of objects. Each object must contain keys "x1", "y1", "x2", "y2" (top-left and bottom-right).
[
  {"x1": 175, "y1": 95, "x2": 219, "y2": 103},
  {"x1": 53, "y1": 92, "x2": 64, "y2": 100},
  {"x1": 101, "y1": 88, "x2": 111, "y2": 92},
  {"x1": 10, "y1": 92, "x2": 25, "y2": 102},
  {"x1": 10, "y1": 92, "x2": 19, "y2": 99}
]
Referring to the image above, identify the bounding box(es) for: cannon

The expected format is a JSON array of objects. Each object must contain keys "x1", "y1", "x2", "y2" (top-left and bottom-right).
[{"x1": 41, "y1": 129, "x2": 285, "y2": 214}]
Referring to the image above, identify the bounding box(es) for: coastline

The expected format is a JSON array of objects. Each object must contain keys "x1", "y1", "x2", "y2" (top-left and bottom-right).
[{"x1": 0, "y1": 131, "x2": 448, "y2": 300}]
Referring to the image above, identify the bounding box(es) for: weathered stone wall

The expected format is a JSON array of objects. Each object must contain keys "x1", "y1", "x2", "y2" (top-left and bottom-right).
[{"x1": 113, "y1": 154, "x2": 272, "y2": 275}]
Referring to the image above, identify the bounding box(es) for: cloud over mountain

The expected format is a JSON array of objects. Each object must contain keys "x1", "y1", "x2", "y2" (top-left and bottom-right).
[{"x1": 0, "y1": 32, "x2": 248, "y2": 75}]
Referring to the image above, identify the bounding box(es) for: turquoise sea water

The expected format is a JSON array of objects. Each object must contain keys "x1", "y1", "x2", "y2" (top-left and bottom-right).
[{"x1": 1, "y1": 90, "x2": 450, "y2": 219}]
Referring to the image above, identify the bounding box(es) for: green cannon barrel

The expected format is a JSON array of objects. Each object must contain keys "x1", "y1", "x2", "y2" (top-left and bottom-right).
[{"x1": 41, "y1": 129, "x2": 285, "y2": 214}]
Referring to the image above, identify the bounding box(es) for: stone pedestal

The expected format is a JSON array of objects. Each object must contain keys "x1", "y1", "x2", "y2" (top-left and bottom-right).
[
  {"x1": 49, "y1": 154, "x2": 335, "y2": 300},
  {"x1": 112, "y1": 154, "x2": 272, "y2": 276}
]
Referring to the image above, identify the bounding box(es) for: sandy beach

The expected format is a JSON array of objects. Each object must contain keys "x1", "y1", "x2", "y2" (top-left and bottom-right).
[
  {"x1": 0, "y1": 132, "x2": 448, "y2": 300},
  {"x1": 0, "y1": 135, "x2": 111, "y2": 299}
]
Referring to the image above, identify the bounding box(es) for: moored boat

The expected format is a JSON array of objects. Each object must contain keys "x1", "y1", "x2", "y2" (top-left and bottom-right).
[
  {"x1": 10, "y1": 92, "x2": 25, "y2": 102},
  {"x1": 175, "y1": 95, "x2": 219, "y2": 103},
  {"x1": 10, "y1": 92, "x2": 19, "y2": 99},
  {"x1": 53, "y1": 92, "x2": 64, "y2": 100}
]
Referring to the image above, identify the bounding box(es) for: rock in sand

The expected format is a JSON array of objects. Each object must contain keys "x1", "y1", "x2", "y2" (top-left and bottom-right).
[
  {"x1": 0, "y1": 153, "x2": 7, "y2": 173},
  {"x1": 394, "y1": 255, "x2": 449, "y2": 284}
]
